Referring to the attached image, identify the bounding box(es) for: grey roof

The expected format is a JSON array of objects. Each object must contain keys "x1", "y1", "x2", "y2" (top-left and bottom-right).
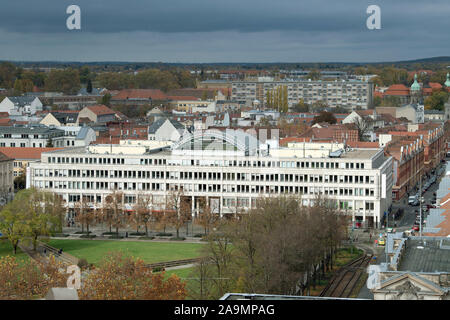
[
  {"x1": 425, "y1": 110, "x2": 444, "y2": 114},
  {"x1": 148, "y1": 118, "x2": 184, "y2": 134},
  {"x1": 0, "y1": 125, "x2": 65, "y2": 135},
  {"x1": 78, "y1": 87, "x2": 101, "y2": 96},
  {"x1": 51, "y1": 112, "x2": 78, "y2": 124},
  {"x1": 398, "y1": 239, "x2": 450, "y2": 273},
  {"x1": 76, "y1": 127, "x2": 91, "y2": 140},
  {"x1": 7, "y1": 96, "x2": 39, "y2": 107}
]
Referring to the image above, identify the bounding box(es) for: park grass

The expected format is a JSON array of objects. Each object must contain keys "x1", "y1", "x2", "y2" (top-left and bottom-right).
[
  {"x1": 47, "y1": 239, "x2": 204, "y2": 265},
  {"x1": 0, "y1": 239, "x2": 29, "y2": 264}
]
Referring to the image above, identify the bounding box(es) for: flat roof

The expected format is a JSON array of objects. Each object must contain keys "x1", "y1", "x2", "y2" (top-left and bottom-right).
[
  {"x1": 398, "y1": 239, "x2": 450, "y2": 273},
  {"x1": 340, "y1": 149, "x2": 380, "y2": 159}
]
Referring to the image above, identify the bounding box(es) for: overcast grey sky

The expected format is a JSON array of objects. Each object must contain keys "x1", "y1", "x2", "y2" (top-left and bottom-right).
[{"x1": 0, "y1": 0, "x2": 448, "y2": 62}]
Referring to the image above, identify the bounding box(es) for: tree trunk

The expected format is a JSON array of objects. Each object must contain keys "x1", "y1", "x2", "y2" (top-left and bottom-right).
[
  {"x1": 13, "y1": 242, "x2": 17, "y2": 255},
  {"x1": 116, "y1": 226, "x2": 119, "y2": 236},
  {"x1": 81, "y1": 222, "x2": 84, "y2": 233},
  {"x1": 109, "y1": 224, "x2": 112, "y2": 233},
  {"x1": 145, "y1": 225, "x2": 148, "y2": 237},
  {"x1": 176, "y1": 228, "x2": 179, "y2": 238},
  {"x1": 87, "y1": 224, "x2": 90, "y2": 234},
  {"x1": 33, "y1": 235, "x2": 38, "y2": 251}
]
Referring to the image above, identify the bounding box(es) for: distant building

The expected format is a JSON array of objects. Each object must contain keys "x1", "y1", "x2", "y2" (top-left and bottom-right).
[
  {"x1": 232, "y1": 79, "x2": 373, "y2": 109},
  {"x1": 77, "y1": 105, "x2": 117, "y2": 124},
  {"x1": 148, "y1": 118, "x2": 187, "y2": 142},
  {"x1": 0, "y1": 147, "x2": 63, "y2": 177},
  {"x1": 0, "y1": 96, "x2": 43, "y2": 116},
  {"x1": 0, "y1": 151, "x2": 14, "y2": 201},
  {"x1": 0, "y1": 125, "x2": 66, "y2": 148}
]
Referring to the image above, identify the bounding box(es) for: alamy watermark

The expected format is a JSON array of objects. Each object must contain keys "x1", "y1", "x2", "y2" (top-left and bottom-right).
[
  {"x1": 66, "y1": 5, "x2": 81, "y2": 30},
  {"x1": 366, "y1": 5, "x2": 381, "y2": 30}
]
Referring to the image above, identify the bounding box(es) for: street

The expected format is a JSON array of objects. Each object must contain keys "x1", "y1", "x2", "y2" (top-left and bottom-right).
[{"x1": 390, "y1": 161, "x2": 447, "y2": 232}]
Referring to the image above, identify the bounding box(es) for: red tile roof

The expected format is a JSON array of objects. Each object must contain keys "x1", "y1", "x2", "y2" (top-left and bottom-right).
[
  {"x1": 112, "y1": 89, "x2": 167, "y2": 100},
  {"x1": 167, "y1": 96, "x2": 200, "y2": 101},
  {"x1": 0, "y1": 147, "x2": 63, "y2": 160},
  {"x1": 385, "y1": 84, "x2": 410, "y2": 96},
  {"x1": 86, "y1": 105, "x2": 115, "y2": 116}
]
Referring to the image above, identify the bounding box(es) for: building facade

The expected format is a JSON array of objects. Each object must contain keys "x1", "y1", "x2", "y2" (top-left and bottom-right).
[
  {"x1": 232, "y1": 79, "x2": 373, "y2": 109},
  {"x1": 28, "y1": 131, "x2": 392, "y2": 228}
]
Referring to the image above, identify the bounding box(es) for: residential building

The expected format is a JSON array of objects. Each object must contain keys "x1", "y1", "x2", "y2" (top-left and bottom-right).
[
  {"x1": 148, "y1": 118, "x2": 187, "y2": 141},
  {"x1": 0, "y1": 125, "x2": 66, "y2": 148},
  {"x1": 40, "y1": 110, "x2": 79, "y2": 127},
  {"x1": 0, "y1": 147, "x2": 63, "y2": 177},
  {"x1": 28, "y1": 131, "x2": 393, "y2": 228},
  {"x1": 424, "y1": 110, "x2": 445, "y2": 122},
  {"x1": 111, "y1": 89, "x2": 167, "y2": 106},
  {"x1": 77, "y1": 105, "x2": 117, "y2": 124},
  {"x1": 0, "y1": 96, "x2": 43, "y2": 116},
  {"x1": 231, "y1": 79, "x2": 373, "y2": 109},
  {"x1": 0, "y1": 151, "x2": 14, "y2": 201}
]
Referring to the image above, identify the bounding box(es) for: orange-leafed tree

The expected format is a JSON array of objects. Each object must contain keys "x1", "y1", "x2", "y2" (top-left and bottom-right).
[
  {"x1": 0, "y1": 255, "x2": 69, "y2": 300},
  {"x1": 79, "y1": 252, "x2": 187, "y2": 300}
]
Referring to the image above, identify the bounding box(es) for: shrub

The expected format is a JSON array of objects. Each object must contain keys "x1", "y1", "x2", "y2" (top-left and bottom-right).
[
  {"x1": 193, "y1": 234, "x2": 204, "y2": 238},
  {"x1": 108, "y1": 235, "x2": 124, "y2": 239},
  {"x1": 52, "y1": 233, "x2": 70, "y2": 237},
  {"x1": 130, "y1": 232, "x2": 146, "y2": 236},
  {"x1": 74, "y1": 231, "x2": 91, "y2": 234},
  {"x1": 139, "y1": 236, "x2": 155, "y2": 240},
  {"x1": 80, "y1": 234, "x2": 96, "y2": 239},
  {"x1": 156, "y1": 233, "x2": 172, "y2": 237},
  {"x1": 170, "y1": 237, "x2": 186, "y2": 241},
  {"x1": 77, "y1": 258, "x2": 89, "y2": 269}
]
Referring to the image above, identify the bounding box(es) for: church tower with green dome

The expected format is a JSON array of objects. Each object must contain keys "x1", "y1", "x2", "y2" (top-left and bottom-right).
[
  {"x1": 445, "y1": 73, "x2": 450, "y2": 88},
  {"x1": 410, "y1": 73, "x2": 421, "y2": 104}
]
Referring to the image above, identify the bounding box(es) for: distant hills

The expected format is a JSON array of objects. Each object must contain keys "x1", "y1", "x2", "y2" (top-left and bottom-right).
[{"x1": 2, "y1": 56, "x2": 450, "y2": 69}]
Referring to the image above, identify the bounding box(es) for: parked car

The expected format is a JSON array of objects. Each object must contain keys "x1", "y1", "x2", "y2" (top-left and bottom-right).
[
  {"x1": 412, "y1": 225, "x2": 420, "y2": 231},
  {"x1": 378, "y1": 238, "x2": 385, "y2": 246},
  {"x1": 408, "y1": 195, "x2": 419, "y2": 206}
]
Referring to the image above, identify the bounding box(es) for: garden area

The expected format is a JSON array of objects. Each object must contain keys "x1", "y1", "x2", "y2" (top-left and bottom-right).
[{"x1": 47, "y1": 239, "x2": 205, "y2": 265}]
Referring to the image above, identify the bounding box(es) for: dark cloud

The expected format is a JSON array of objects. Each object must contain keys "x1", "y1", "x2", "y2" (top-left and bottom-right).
[{"x1": 0, "y1": 0, "x2": 448, "y2": 62}]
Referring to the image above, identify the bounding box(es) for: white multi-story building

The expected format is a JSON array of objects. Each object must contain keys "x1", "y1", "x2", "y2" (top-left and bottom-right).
[
  {"x1": 28, "y1": 130, "x2": 392, "y2": 228},
  {"x1": 232, "y1": 79, "x2": 374, "y2": 109}
]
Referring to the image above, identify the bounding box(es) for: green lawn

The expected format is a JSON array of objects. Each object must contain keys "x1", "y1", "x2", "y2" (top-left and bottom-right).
[
  {"x1": 47, "y1": 239, "x2": 204, "y2": 265},
  {"x1": 0, "y1": 239, "x2": 29, "y2": 264}
]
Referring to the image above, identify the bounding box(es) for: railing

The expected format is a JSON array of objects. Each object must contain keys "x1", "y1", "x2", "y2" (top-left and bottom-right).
[
  {"x1": 145, "y1": 257, "x2": 204, "y2": 270},
  {"x1": 39, "y1": 242, "x2": 79, "y2": 266}
]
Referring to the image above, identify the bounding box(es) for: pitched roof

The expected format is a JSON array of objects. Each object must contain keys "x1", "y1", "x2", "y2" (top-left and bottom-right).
[
  {"x1": 86, "y1": 105, "x2": 115, "y2": 116},
  {"x1": 0, "y1": 151, "x2": 12, "y2": 162},
  {"x1": 385, "y1": 84, "x2": 410, "y2": 96},
  {"x1": 0, "y1": 147, "x2": 63, "y2": 160},
  {"x1": 112, "y1": 89, "x2": 167, "y2": 100},
  {"x1": 148, "y1": 118, "x2": 184, "y2": 134}
]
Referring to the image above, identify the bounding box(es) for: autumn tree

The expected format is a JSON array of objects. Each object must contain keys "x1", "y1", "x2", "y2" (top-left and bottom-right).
[
  {"x1": 166, "y1": 188, "x2": 191, "y2": 238},
  {"x1": 195, "y1": 203, "x2": 219, "y2": 235},
  {"x1": 74, "y1": 197, "x2": 97, "y2": 234},
  {"x1": 311, "y1": 111, "x2": 337, "y2": 125},
  {"x1": 130, "y1": 193, "x2": 154, "y2": 235},
  {"x1": 104, "y1": 190, "x2": 126, "y2": 236},
  {"x1": 79, "y1": 252, "x2": 187, "y2": 300},
  {"x1": 0, "y1": 204, "x2": 28, "y2": 254},
  {"x1": 44, "y1": 68, "x2": 81, "y2": 95},
  {"x1": 194, "y1": 195, "x2": 347, "y2": 298},
  {"x1": 0, "y1": 255, "x2": 69, "y2": 300},
  {"x1": 353, "y1": 116, "x2": 370, "y2": 141}
]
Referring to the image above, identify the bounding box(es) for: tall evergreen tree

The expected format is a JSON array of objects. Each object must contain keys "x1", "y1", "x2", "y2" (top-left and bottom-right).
[{"x1": 87, "y1": 79, "x2": 93, "y2": 94}]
